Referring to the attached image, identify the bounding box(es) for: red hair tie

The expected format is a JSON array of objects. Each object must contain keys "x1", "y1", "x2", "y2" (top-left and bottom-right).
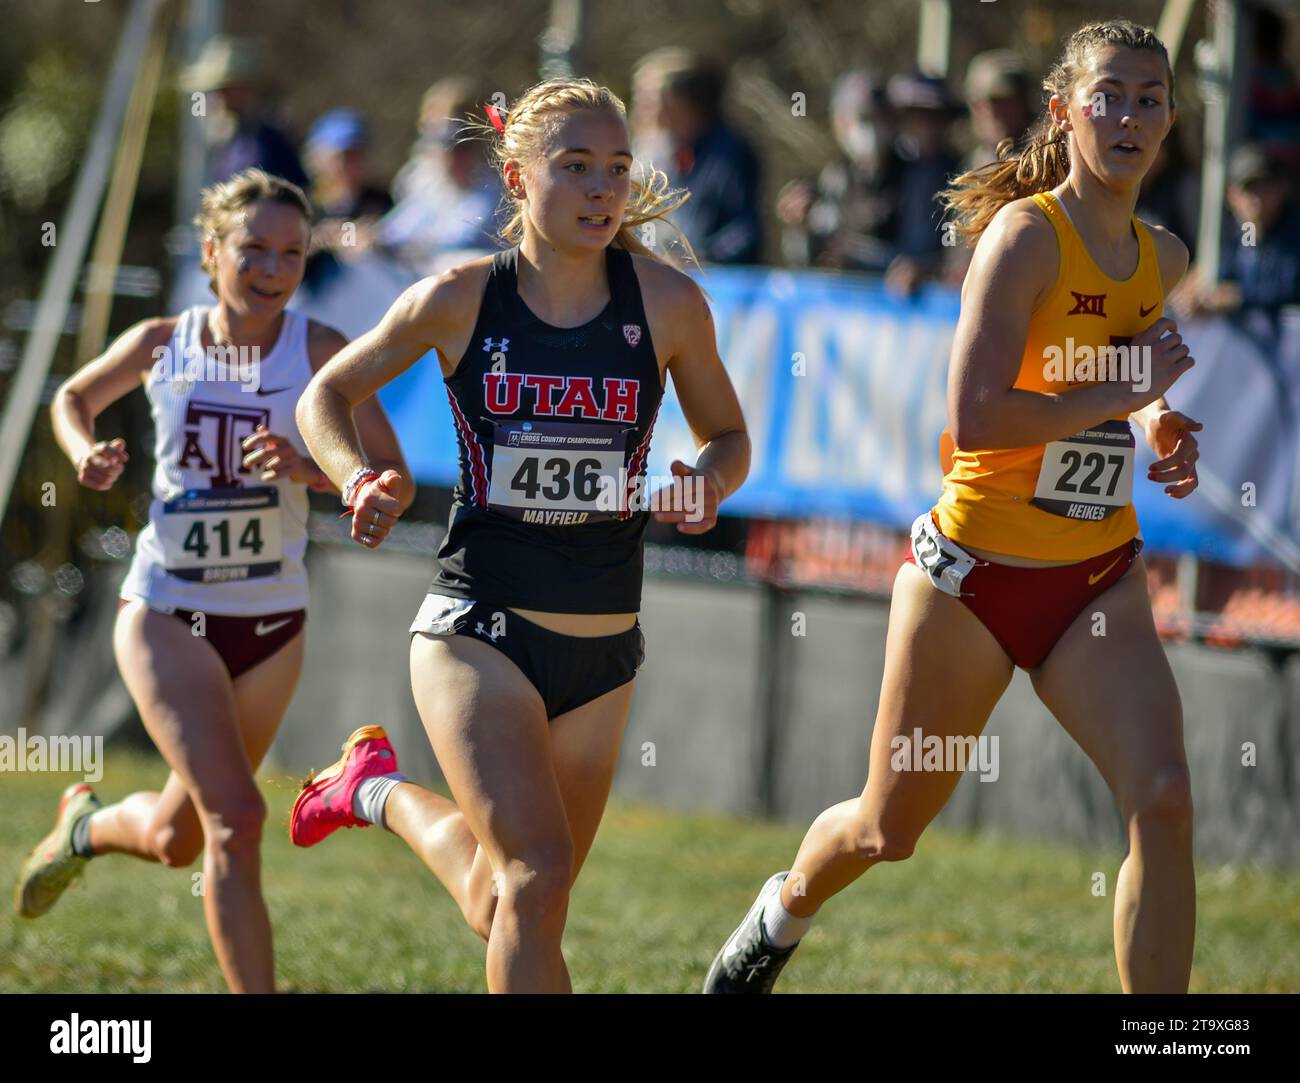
[{"x1": 484, "y1": 104, "x2": 506, "y2": 134}]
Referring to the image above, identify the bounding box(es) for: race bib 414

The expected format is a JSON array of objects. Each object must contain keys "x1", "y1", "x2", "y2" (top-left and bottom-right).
[{"x1": 157, "y1": 486, "x2": 282, "y2": 582}]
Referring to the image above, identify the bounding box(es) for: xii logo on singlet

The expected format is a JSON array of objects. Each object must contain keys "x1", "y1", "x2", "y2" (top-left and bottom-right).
[
  {"x1": 177, "y1": 400, "x2": 269, "y2": 486},
  {"x1": 482, "y1": 373, "x2": 640, "y2": 422},
  {"x1": 1067, "y1": 291, "x2": 1107, "y2": 317}
]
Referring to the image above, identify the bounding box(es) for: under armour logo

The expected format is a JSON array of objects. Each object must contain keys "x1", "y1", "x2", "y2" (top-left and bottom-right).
[
  {"x1": 483, "y1": 337, "x2": 510, "y2": 352},
  {"x1": 1067, "y1": 291, "x2": 1107, "y2": 317}
]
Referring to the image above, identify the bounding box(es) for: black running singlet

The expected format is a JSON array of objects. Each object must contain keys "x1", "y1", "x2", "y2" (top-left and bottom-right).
[{"x1": 430, "y1": 245, "x2": 665, "y2": 613}]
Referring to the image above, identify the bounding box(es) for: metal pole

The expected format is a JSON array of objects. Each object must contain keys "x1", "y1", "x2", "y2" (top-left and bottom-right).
[
  {"x1": 76, "y1": 0, "x2": 173, "y2": 362},
  {"x1": 756, "y1": 582, "x2": 793, "y2": 818},
  {"x1": 0, "y1": 0, "x2": 166, "y2": 522},
  {"x1": 1155, "y1": 0, "x2": 1198, "y2": 66},
  {"x1": 916, "y1": 0, "x2": 952, "y2": 80},
  {"x1": 173, "y1": 0, "x2": 222, "y2": 267},
  {"x1": 1195, "y1": 0, "x2": 1250, "y2": 289},
  {"x1": 539, "y1": 0, "x2": 584, "y2": 79}
]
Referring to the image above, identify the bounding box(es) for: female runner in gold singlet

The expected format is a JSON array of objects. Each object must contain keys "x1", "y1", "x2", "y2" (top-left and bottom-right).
[{"x1": 705, "y1": 18, "x2": 1202, "y2": 994}]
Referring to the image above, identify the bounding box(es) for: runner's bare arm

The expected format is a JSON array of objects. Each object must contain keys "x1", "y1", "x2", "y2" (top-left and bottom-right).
[
  {"x1": 296, "y1": 274, "x2": 454, "y2": 494},
  {"x1": 297, "y1": 321, "x2": 413, "y2": 505},
  {"x1": 1129, "y1": 226, "x2": 1191, "y2": 429},
  {"x1": 1132, "y1": 227, "x2": 1201, "y2": 498},
  {"x1": 50, "y1": 318, "x2": 173, "y2": 483},
  {"x1": 949, "y1": 202, "x2": 1152, "y2": 450},
  {"x1": 662, "y1": 272, "x2": 750, "y2": 502}
]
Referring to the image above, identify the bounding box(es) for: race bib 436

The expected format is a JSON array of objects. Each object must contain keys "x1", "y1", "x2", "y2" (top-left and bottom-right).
[{"x1": 487, "y1": 419, "x2": 628, "y2": 524}]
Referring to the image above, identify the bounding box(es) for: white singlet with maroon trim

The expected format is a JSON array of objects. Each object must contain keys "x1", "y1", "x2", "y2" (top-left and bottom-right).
[{"x1": 119, "y1": 305, "x2": 314, "y2": 615}]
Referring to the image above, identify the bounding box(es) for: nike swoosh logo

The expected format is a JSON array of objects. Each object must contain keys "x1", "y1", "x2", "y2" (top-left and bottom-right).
[
  {"x1": 254, "y1": 386, "x2": 291, "y2": 396},
  {"x1": 1087, "y1": 555, "x2": 1123, "y2": 585},
  {"x1": 255, "y1": 618, "x2": 292, "y2": 636},
  {"x1": 1139, "y1": 302, "x2": 1157, "y2": 317}
]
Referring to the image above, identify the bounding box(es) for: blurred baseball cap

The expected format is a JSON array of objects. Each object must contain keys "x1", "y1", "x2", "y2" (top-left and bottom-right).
[
  {"x1": 886, "y1": 72, "x2": 964, "y2": 113},
  {"x1": 1228, "y1": 143, "x2": 1283, "y2": 187},
  {"x1": 307, "y1": 109, "x2": 370, "y2": 154},
  {"x1": 831, "y1": 70, "x2": 888, "y2": 118},
  {"x1": 632, "y1": 46, "x2": 697, "y2": 84},
  {"x1": 181, "y1": 35, "x2": 264, "y2": 91},
  {"x1": 965, "y1": 49, "x2": 1032, "y2": 103}
]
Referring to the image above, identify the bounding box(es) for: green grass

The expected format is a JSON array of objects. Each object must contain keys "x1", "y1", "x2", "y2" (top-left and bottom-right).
[{"x1": 3, "y1": 751, "x2": 1298, "y2": 992}]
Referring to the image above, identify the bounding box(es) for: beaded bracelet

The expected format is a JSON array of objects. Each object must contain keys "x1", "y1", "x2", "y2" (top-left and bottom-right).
[{"x1": 341, "y1": 465, "x2": 379, "y2": 510}]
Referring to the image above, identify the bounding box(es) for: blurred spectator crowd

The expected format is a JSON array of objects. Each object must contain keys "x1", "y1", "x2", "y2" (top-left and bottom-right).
[{"x1": 187, "y1": 3, "x2": 1300, "y2": 313}]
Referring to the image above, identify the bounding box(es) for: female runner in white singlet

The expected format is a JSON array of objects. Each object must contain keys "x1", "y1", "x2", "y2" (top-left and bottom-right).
[{"x1": 15, "y1": 168, "x2": 412, "y2": 993}]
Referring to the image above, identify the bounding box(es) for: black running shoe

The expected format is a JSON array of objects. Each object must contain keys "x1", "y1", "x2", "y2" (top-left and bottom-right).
[{"x1": 702, "y1": 872, "x2": 801, "y2": 993}]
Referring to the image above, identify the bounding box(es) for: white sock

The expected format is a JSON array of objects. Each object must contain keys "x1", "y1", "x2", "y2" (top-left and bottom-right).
[
  {"x1": 760, "y1": 872, "x2": 814, "y2": 948},
  {"x1": 352, "y1": 773, "x2": 407, "y2": 827}
]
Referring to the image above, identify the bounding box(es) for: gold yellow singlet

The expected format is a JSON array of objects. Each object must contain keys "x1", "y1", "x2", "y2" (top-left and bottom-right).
[{"x1": 932, "y1": 190, "x2": 1165, "y2": 561}]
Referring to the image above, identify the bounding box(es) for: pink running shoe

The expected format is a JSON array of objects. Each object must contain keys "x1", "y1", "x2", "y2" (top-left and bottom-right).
[{"x1": 290, "y1": 725, "x2": 399, "y2": 847}]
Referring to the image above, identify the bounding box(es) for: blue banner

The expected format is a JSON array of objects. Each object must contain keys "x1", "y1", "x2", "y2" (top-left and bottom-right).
[
  {"x1": 378, "y1": 267, "x2": 964, "y2": 528},
  {"x1": 376, "y1": 269, "x2": 1300, "y2": 568},
  {"x1": 175, "y1": 257, "x2": 1300, "y2": 568}
]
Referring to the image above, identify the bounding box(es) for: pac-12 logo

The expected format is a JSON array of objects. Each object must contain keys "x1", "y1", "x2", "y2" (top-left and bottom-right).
[
  {"x1": 177, "y1": 400, "x2": 270, "y2": 486},
  {"x1": 622, "y1": 324, "x2": 642, "y2": 347}
]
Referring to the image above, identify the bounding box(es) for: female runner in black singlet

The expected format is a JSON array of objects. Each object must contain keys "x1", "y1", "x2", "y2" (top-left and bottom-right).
[{"x1": 292, "y1": 77, "x2": 750, "y2": 992}]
